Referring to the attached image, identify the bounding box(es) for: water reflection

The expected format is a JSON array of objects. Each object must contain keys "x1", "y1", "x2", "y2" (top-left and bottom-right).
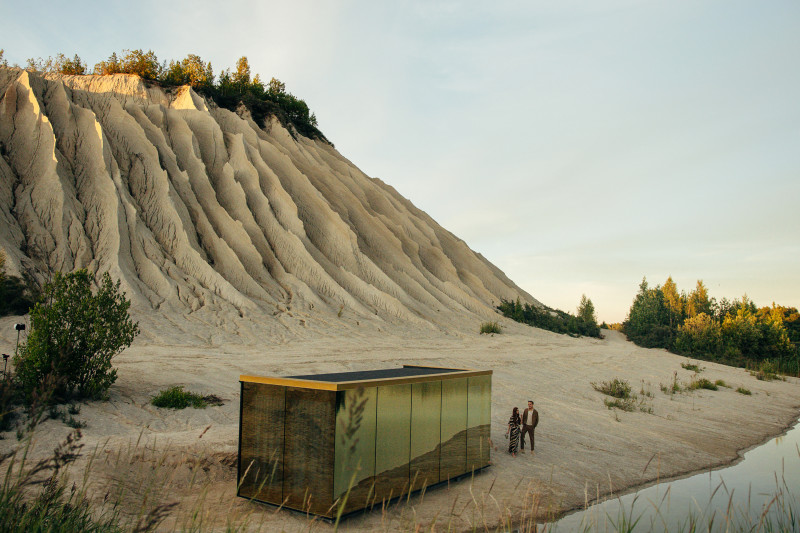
[{"x1": 552, "y1": 418, "x2": 800, "y2": 532}]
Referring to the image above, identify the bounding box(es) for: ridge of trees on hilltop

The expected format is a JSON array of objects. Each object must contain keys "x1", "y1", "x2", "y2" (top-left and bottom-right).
[
  {"x1": 624, "y1": 276, "x2": 800, "y2": 375},
  {"x1": 0, "y1": 48, "x2": 327, "y2": 143}
]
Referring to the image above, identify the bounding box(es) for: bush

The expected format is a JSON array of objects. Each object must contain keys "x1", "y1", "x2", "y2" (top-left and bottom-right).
[
  {"x1": 736, "y1": 386, "x2": 752, "y2": 395},
  {"x1": 681, "y1": 361, "x2": 702, "y2": 373},
  {"x1": 592, "y1": 378, "x2": 632, "y2": 399},
  {"x1": 688, "y1": 378, "x2": 718, "y2": 391},
  {"x1": 150, "y1": 386, "x2": 222, "y2": 409},
  {"x1": 498, "y1": 297, "x2": 601, "y2": 338},
  {"x1": 479, "y1": 321, "x2": 501, "y2": 334},
  {"x1": 13, "y1": 270, "x2": 139, "y2": 402}
]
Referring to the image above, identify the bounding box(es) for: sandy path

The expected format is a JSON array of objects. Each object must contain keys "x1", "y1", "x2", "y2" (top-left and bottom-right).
[{"x1": 1, "y1": 320, "x2": 798, "y2": 531}]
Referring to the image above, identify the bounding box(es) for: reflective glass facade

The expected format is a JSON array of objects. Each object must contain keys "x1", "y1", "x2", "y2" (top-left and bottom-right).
[{"x1": 238, "y1": 366, "x2": 492, "y2": 518}]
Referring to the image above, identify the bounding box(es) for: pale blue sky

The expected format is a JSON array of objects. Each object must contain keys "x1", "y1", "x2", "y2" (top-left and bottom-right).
[{"x1": 3, "y1": 0, "x2": 798, "y2": 322}]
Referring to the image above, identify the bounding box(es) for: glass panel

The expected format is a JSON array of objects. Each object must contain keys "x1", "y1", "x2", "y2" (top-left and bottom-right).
[
  {"x1": 238, "y1": 382, "x2": 285, "y2": 504},
  {"x1": 410, "y1": 380, "x2": 441, "y2": 491},
  {"x1": 440, "y1": 377, "x2": 468, "y2": 481},
  {"x1": 334, "y1": 387, "x2": 377, "y2": 515},
  {"x1": 283, "y1": 387, "x2": 336, "y2": 517},
  {"x1": 374, "y1": 383, "x2": 411, "y2": 504},
  {"x1": 467, "y1": 375, "x2": 492, "y2": 471}
]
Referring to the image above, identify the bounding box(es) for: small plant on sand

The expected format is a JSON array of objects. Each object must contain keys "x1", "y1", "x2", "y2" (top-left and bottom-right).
[
  {"x1": 150, "y1": 386, "x2": 223, "y2": 409},
  {"x1": 688, "y1": 377, "x2": 718, "y2": 391},
  {"x1": 736, "y1": 386, "x2": 752, "y2": 395},
  {"x1": 681, "y1": 360, "x2": 703, "y2": 373},
  {"x1": 749, "y1": 360, "x2": 784, "y2": 382},
  {"x1": 660, "y1": 371, "x2": 683, "y2": 396},
  {"x1": 714, "y1": 379, "x2": 729, "y2": 388},
  {"x1": 593, "y1": 378, "x2": 652, "y2": 413},
  {"x1": 592, "y1": 378, "x2": 632, "y2": 399},
  {"x1": 480, "y1": 321, "x2": 502, "y2": 334}
]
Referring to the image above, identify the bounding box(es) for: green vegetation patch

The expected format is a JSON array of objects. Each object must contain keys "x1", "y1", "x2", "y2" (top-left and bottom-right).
[
  {"x1": 151, "y1": 386, "x2": 223, "y2": 410},
  {"x1": 623, "y1": 276, "x2": 799, "y2": 376},
  {"x1": 681, "y1": 361, "x2": 702, "y2": 372},
  {"x1": 688, "y1": 377, "x2": 718, "y2": 391},
  {"x1": 736, "y1": 386, "x2": 752, "y2": 395},
  {"x1": 479, "y1": 321, "x2": 502, "y2": 334},
  {"x1": 592, "y1": 378, "x2": 632, "y2": 399},
  {"x1": 499, "y1": 294, "x2": 601, "y2": 338}
]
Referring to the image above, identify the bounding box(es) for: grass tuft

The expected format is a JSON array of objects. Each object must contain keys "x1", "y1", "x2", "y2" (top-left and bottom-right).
[
  {"x1": 681, "y1": 361, "x2": 702, "y2": 373},
  {"x1": 592, "y1": 378, "x2": 632, "y2": 399},
  {"x1": 150, "y1": 386, "x2": 221, "y2": 409},
  {"x1": 736, "y1": 386, "x2": 752, "y2": 395},
  {"x1": 479, "y1": 321, "x2": 502, "y2": 334},
  {"x1": 688, "y1": 377, "x2": 718, "y2": 391}
]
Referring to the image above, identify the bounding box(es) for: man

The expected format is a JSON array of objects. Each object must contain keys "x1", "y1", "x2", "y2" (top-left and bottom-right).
[{"x1": 520, "y1": 400, "x2": 538, "y2": 454}]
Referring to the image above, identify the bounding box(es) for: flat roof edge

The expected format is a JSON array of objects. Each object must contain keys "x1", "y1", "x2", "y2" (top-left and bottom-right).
[{"x1": 240, "y1": 366, "x2": 492, "y2": 390}]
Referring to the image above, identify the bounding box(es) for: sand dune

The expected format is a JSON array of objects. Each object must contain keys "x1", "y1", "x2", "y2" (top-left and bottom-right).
[{"x1": 0, "y1": 67, "x2": 536, "y2": 339}]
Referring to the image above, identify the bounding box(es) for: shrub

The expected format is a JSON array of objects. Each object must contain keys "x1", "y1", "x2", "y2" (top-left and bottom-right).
[
  {"x1": 681, "y1": 361, "x2": 702, "y2": 373},
  {"x1": 150, "y1": 386, "x2": 222, "y2": 409},
  {"x1": 479, "y1": 321, "x2": 502, "y2": 334},
  {"x1": 498, "y1": 297, "x2": 601, "y2": 338},
  {"x1": 13, "y1": 270, "x2": 139, "y2": 402},
  {"x1": 592, "y1": 378, "x2": 632, "y2": 399},
  {"x1": 750, "y1": 360, "x2": 782, "y2": 381},
  {"x1": 736, "y1": 386, "x2": 752, "y2": 395},
  {"x1": 604, "y1": 397, "x2": 636, "y2": 411},
  {"x1": 689, "y1": 377, "x2": 718, "y2": 391}
]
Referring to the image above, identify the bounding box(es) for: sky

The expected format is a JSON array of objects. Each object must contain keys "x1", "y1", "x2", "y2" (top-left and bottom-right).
[{"x1": 2, "y1": 0, "x2": 798, "y2": 323}]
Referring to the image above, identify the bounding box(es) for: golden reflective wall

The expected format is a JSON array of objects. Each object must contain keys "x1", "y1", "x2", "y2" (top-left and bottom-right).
[
  {"x1": 374, "y1": 383, "x2": 411, "y2": 503},
  {"x1": 440, "y1": 377, "x2": 468, "y2": 481},
  {"x1": 238, "y1": 382, "x2": 285, "y2": 503},
  {"x1": 334, "y1": 387, "x2": 377, "y2": 515},
  {"x1": 410, "y1": 380, "x2": 441, "y2": 491},
  {"x1": 283, "y1": 387, "x2": 335, "y2": 516},
  {"x1": 467, "y1": 375, "x2": 492, "y2": 471}
]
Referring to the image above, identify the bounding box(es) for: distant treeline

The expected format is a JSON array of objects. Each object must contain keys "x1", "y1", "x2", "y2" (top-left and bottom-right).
[
  {"x1": 0, "y1": 48, "x2": 326, "y2": 142},
  {"x1": 624, "y1": 276, "x2": 800, "y2": 375},
  {"x1": 498, "y1": 294, "x2": 601, "y2": 338}
]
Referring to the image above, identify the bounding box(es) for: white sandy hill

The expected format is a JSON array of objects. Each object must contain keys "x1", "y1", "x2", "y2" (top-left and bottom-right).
[{"x1": 0, "y1": 67, "x2": 536, "y2": 340}]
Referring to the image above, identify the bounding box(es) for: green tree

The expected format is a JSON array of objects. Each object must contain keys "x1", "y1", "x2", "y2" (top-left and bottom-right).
[
  {"x1": 661, "y1": 276, "x2": 682, "y2": 328},
  {"x1": 624, "y1": 277, "x2": 672, "y2": 347},
  {"x1": 233, "y1": 56, "x2": 251, "y2": 87},
  {"x1": 686, "y1": 280, "x2": 712, "y2": 318},
  {"x1": 119, "y1": 49, "x2": 161, "y2": 79},
  {"x1": 59, "y1": 54, "x2": 86, "y2": 75},
  {"x1": 94, "y1": 52, "x2": 122, "y2": 75},
  {"x1": 13, "y1": 270, "x2": 139, "y2": 401},
  {"x1": 577, "y1": 294, "x2": 597, "y2": 324},
  {"x1": 268, "y1": 77, "x2": 286, "y2": 96}
]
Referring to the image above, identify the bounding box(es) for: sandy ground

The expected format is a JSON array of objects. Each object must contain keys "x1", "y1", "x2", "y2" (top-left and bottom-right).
[{"x1": 2, "y1": 317, "x2": 798, "y2": 532}]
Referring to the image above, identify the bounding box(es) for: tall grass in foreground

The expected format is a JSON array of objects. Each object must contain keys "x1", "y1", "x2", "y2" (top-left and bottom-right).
[{"x1": 2, "y1": 425, "x2": 798, "y2": 532}]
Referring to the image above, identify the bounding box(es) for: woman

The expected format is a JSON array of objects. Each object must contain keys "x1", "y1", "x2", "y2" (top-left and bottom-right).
[{"x1": 506, "y1": 406, "x2": 521, "y2": 457}]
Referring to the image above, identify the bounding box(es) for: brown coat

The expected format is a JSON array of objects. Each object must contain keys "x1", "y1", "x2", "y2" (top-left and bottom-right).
[{"x1": 522, "y1": 407, "x2": 538, "y2": 427}]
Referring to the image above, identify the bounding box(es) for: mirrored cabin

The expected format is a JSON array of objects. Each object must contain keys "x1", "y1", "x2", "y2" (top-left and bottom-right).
[{"x1": 238, "y1": 365, "x2": 492, "y2": 518}]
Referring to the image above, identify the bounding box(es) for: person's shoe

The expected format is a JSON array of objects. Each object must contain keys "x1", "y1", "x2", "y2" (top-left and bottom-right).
[{"x1": 530, "y1": 450, "x2": 534, "y2": 455}]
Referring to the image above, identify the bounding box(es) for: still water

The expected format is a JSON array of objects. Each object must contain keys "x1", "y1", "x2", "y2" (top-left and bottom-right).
[{"x1": 550, "y1": 418, "x2": 800, "y2": 532}]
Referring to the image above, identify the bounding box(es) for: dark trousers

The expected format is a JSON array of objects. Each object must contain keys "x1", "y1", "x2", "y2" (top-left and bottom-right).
[{"x1": 520, "y1": 424, "x2": 535, "y2": 450}]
